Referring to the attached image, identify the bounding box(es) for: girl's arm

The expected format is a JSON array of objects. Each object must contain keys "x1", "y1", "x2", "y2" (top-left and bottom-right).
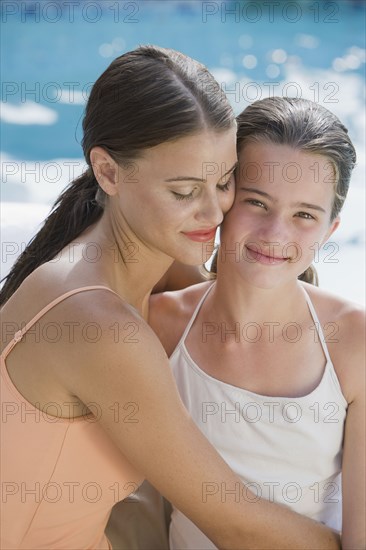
[
  {"x1": 61, "y1": 290, "x2": 340, "y2": 550},
  {"x1": 341, "y1": 309, "x2": 366, "y2": 549}
]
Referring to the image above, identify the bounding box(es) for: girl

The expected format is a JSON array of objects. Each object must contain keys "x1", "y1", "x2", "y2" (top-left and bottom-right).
[
  {"x1": 0, "y1": 48, "x2": 340, "y2": 550},
  {"x1": 150, "y1": 97, "x2": 365, "y2": 550}
]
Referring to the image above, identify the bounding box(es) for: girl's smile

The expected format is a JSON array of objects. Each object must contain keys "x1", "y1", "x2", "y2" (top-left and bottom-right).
[{"x1": 244, "y1": 244, "x2": 289, "y2": 265}]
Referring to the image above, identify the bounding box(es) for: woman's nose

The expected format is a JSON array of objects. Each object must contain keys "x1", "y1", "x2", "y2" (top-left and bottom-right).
[{"x1": 195, "y1": 191, "x2": 224, "y2": 228}]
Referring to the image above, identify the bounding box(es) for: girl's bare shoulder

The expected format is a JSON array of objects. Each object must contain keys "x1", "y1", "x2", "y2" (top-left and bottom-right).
[
  {"x1": 302, "y1": 281, "x2": 364, "y2": 327},
  {"x1": 302, "y1": 282, "x2": 365, "y2": 402},
  {"x1": 149, "y1": 281, "x2": 214, "y2": 356}
]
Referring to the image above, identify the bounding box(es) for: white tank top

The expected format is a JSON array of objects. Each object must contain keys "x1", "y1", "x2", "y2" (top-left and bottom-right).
[{"x1": 169, "y1": 284, "x2": 347, "y2": 549}]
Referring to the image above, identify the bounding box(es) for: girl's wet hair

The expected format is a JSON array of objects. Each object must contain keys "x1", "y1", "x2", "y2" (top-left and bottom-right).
[
  {"x1": 208, "y1": 96, "x2": 356, "y2": 285},
  {"x1": 0, "y1": 45, "x2": 235, "y2": 306}
]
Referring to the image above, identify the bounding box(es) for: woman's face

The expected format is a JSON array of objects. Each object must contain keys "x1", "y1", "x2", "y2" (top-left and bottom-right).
[
  {"x1": 220, "y1": 141, "x2": 340, "y2": 289},
  {"x1": 114, "y1": 128, "x2": 237, "y2": 265}
]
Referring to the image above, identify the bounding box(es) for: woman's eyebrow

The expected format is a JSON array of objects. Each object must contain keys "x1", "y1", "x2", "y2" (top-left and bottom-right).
[
  {"x1": 165, "y1": 162, "x2": 238, "y2": 183},
  {"x1": 165, "y1": 175, "x2": 205, "y2": 183},
  {"x1": 222, "y1": 161, "x2": 238, "y2": 175}
]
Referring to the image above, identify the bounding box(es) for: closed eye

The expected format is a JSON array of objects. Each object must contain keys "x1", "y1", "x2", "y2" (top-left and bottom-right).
[
  {"x1": 172, "y1": 176, "x2": 233, "y2": 201},
  {"x1": 217, "y1": 171, "x2": 235, "y2": 192},
  {"x1": 217, "y1": 178, "x2": 232, "y2": 192},
  {"x1": 172, "y1": 190, "x2": 195, "y2": 201}
]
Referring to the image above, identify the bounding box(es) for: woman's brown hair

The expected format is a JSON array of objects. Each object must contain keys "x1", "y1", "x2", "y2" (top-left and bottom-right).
[{"x1": 1, "y1": 45, "x2": 235, "y2": 306}]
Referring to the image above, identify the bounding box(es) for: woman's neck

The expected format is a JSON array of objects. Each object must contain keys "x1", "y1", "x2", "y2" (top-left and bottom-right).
[{"x1": 66, "y1": 216, "x2": 174, "y2": 317}]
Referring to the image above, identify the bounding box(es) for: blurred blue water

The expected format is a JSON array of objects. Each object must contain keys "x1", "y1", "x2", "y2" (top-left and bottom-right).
[
  {"x1": 1, "y1": 1, "x2": 365, "y2": 303},
  {"x1": 1, "y1": 0, "x2": 365, "y2": 160}
]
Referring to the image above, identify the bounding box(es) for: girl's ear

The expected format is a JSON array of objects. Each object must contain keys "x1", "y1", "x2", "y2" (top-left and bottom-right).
[
  {"x1": 321, "y1": 216, "x2": 341, "y2": 247},
  {"x1": 90, "y1": 147, "x2": 119, "y2": 196}
]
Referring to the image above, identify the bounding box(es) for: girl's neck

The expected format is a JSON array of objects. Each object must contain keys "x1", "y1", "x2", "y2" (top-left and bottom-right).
[{"x1": 208, "y1": 273, "x2": 306, "y2": 326}]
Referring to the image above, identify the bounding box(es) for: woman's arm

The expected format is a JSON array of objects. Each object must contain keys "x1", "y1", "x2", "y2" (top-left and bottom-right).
[
  {"x1": 342, "y1": 393, "x2": 366, "y2": 549},
  {"x1": 341, "y1": 309, "x2": 366, "y2": 549},
  {"x1": 61, "y1": 290, "x2": 340, "y2": 549}
]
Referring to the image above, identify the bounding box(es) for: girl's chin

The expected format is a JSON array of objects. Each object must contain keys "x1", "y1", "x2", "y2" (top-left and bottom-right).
[{"x1": 228, "y1": 266, "x2": 295, "y2": 290}]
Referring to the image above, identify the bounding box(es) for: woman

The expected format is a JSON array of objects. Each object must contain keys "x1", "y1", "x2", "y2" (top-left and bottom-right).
[
  {"x1": 150, "y1": 97, "x2": 365, "y2": 550},
  {"x1": 1, "y1": 48, "x2": 340, "y2": 549}
]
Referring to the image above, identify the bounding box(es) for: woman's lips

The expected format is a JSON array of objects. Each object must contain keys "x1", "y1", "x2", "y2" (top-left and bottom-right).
[
  {"x1": 182, "y1": 228, "x2": 217, "y2": 242},
  {"x1": 245, "y1": 245, "x2": 288, "y2": 265}
]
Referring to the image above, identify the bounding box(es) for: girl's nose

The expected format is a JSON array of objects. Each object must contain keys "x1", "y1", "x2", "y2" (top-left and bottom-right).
[{"x1": 257, "y1": 215, "x2": 290, "y2": 245}]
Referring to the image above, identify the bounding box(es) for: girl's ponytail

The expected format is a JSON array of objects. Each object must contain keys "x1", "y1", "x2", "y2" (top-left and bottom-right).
[{"x1": 298, "y1": 265, "x2": 319, "y2": 286}]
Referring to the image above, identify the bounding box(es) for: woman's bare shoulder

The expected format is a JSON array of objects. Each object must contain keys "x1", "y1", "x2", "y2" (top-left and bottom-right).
[
  {"x1": 2, "y1": 259, "x2": 122, "y2": 321},
  {"x1": 1, "y1": 262, "x2": 158, "y2": 415}
]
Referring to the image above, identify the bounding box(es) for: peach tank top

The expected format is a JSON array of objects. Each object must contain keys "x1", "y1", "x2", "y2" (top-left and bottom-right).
[{"x1": 1, "y1": 286, "x2": 143, "y2": 549}]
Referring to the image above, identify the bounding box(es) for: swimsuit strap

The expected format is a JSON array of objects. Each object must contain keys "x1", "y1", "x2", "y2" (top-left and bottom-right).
[
  {"x1": 176, "y1": 283, "x2": 215, "y2": 348},
  {"x1": 1, "y1": 285, "x2": 120, "y2": 359},
  {"x1": 301, "y1": 285, "x2": 332, "y2": 364}
]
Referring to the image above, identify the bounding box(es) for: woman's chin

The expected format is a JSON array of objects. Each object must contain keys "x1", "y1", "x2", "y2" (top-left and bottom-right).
[{"x1": 173, "y1": 242, "x2": 216, "y2": 266}]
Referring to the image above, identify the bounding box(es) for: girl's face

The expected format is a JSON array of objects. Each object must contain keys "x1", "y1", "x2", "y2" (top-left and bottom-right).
[
  {"x1": 220, "y1": 141, "x2": 340, "y2": 289},
  {"x1": 114, "y1": 128, "x2": 237, "y2": 265}
]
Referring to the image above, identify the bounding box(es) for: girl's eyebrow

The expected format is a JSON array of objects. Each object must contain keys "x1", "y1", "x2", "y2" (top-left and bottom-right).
[
  {"x1": 239, "y1": 187, "x2": 326, "y2": 213},
  {"x1": 165, "y1": 162, "x2": 238, "y2": 183},
  {"x1": 294, "y1": 201, "x2": 326, "y2": 213},
  {"x1": 239, "y1": 187, "x2": 273, "y2": 199}
]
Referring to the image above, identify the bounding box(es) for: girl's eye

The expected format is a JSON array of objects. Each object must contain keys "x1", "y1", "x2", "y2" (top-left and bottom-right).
[
  {"x1": 247, "y1": 199, "x2": 267, "y2": 209},
  {"x1": 296, "y1": 212, "x2": 315, "y2": 220}
]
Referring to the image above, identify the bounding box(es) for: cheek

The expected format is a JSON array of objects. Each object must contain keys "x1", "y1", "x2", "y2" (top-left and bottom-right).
[
  {"x1": 296, "y1": 223, "x2": 328, "y2": 246},
  {"x1": 221, "y1": 188, "x2": 236, "y2": 214},
  {"x1": 289, "y1": 226, "x2": 325, "y2": 262},
  {"x1": 221, "y1": 211, "x2": 246, "y2": 241},
  {"x1": 157, "y1": 202, "x2": 195, "y2": 230}
]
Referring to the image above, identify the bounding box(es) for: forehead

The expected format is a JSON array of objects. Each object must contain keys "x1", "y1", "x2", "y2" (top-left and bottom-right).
[
  {"x1": 237, "y1": 141, "x2": 335, "y2": 194},
  {"x1": 137, "y1": 128, "x2": 237, "y2": 178}
]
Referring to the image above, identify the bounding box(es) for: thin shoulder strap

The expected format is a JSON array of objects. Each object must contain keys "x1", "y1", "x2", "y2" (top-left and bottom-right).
[
  {"x1": 176, "y1": 283, "x2": 215, "y2": 349},
  {"x1": 301, "y1": 286, "x2": 332, "y2": 363},
  {"x1": 1, "y1": 285, "x2": 121, "y2": 359}
]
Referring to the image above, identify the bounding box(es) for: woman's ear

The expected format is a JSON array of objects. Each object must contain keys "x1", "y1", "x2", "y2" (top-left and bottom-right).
[
  {"x1": 90, "y1": 147, "x2": 119, "y2": 196},
  {"x1": 321, "y1": 216, "x2": 341, "y2": 246}
]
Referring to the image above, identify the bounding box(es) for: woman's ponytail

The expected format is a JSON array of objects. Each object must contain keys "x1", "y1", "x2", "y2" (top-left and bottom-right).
[
  {"x1": 1, "y1": 45, "x2": 235, "y2": 306},
  {"x1": 0, "y1": 170, "x2": 103, "y2": 306}
]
